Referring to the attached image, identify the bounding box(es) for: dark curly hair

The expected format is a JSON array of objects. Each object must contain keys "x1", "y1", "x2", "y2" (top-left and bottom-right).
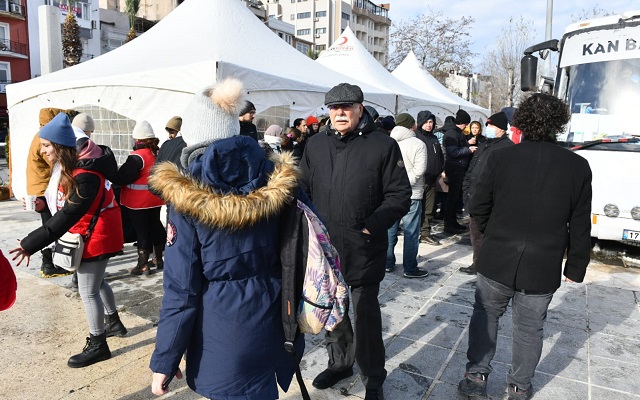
[{"x1": 512, "y1": 93, "x2": 570, "y2": 142}]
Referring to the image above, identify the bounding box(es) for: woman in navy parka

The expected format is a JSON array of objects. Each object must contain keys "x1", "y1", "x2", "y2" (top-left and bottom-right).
[{"x1": 148, "y1": 79, "x2": 303, "y2": 400}]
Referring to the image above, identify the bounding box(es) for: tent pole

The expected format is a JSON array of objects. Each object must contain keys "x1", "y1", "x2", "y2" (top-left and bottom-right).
[{"x1": 394, "y1": 95, "x2": 398, "y2": 115}]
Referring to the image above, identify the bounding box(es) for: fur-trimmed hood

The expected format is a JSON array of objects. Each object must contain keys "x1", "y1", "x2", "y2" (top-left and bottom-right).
[{"x1": 149, "y1": 136, "x2": 299, "y2": 230}]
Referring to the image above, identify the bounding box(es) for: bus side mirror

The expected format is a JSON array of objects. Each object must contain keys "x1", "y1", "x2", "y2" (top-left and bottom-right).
[{"x1": 521, "y1": 55, "x2": 538, "y2": 92}]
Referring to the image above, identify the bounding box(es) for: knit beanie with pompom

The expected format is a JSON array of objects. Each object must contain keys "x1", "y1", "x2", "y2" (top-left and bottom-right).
[{"x1": 180, "y1": 78, "x2": 245, "y2": 147}]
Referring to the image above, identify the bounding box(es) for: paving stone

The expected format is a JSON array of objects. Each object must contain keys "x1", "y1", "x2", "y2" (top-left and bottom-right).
[
  {"x1": 588, "y1": 312, "x2": 640, "y2": 340},
  {"x1": 433, "y1": 286, "x2": 475, "y2": 308},
  {"x1": 590, "y1": 356, "x2": 640, "y2": 393},
  {"x1": 589, "y1": 333, "x2": 640, "y2": 365},
  {"x1": 379, "y1": 291, "x2": 428, "y2": 315},
  {"x1": 590, "y1": 386, "x2": 640, "y2": 400},
  {"x1": 385, "y1": 337, "x2": 452, "y2": 379},
  {"x1": 529, "y1": 373, "x2": 589, "y2": 400},
  {"x1": 398, "y1": 301, "x2": 471, "y2": 349},
  {"x1": 381, "y1": 309, "x2": 414, "y2": 336}
]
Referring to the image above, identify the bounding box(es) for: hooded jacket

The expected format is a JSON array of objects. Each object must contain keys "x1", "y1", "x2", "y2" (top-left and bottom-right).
[
  {"x1": 390, "y1": 126, "x2": 427, "y2": 200},
  {"x1": 148, "y1": 136, "x2": 302, "y2": 400},
  {"x1": 299, "y1": 110, "x2": 411, "y2": 285},
  {"x1": 415, "y1": 111, "x2": 444, "y2": 185},
  {"x1": 442, "y1": 119, "x2": 473, "y2": 172},
  {"x1": 20, "y1": 144, "x2": 123, "y2": 261}
]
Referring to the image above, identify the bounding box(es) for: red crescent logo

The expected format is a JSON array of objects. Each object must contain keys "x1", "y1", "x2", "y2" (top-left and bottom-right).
[{"x1": 338, "y1": 36, "x2": 348, "y2": 45}]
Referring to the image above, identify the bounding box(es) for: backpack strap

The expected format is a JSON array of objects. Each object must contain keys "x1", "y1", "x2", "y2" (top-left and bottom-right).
[{"x1": 279, "y1": 197, "x2": 311, "y2": 400}]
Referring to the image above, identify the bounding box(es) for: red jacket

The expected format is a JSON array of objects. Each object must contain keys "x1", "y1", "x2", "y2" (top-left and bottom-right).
[
  {"x1": 63, "y1": 170, "x2": 124, "y2": 259},
  {"x1": 120, "y1": 148, "x2": 165, "y2": 209}
]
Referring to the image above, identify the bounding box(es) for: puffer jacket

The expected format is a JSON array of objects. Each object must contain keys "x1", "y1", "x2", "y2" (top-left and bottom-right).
[
  {"x1": 390, "y1": 126, "x2": 427, "y2": 200},
  {"x1": 148, "y1": 137, "x2": 302, "y2": 400},
  {"x1": 442, "y1": 119, "x2": 473, "y2": 172}
]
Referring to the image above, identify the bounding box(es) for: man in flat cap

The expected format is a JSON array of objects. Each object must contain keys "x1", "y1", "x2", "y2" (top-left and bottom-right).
[{"x1": 299, "y1": 83, "x2": 411, "y2": 400}]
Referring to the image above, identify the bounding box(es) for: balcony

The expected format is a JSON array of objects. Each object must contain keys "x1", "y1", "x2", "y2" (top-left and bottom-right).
[
  {"x1": 0, "y1": 38, "x2": 27, "y2": 57},
  {"x1": 0, "y1": 1, "x2": 24, "y2": 17}
]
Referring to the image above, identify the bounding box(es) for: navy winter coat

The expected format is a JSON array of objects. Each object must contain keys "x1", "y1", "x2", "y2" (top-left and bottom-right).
[{"x1": 149, "y1": 137, "x2": 302, "y2": 400}]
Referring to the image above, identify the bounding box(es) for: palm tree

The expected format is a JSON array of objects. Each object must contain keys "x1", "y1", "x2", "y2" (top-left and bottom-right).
[{"x1": 125, "y1": 0, "x2": 141, "y2": 43}]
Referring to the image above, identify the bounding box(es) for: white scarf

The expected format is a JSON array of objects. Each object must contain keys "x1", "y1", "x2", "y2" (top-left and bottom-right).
[{"x1": 45, "y1": 162, "x2": 62, "y2": 216}]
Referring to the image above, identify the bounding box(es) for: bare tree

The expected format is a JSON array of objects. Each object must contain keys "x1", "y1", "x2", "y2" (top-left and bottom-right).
[
  {"x1": 571, "y1": 4, "x2": 615, "y2": 22},
  {"x1": 479, "y1": 16, "x2": 537, "y2": 111},
  {"x1": 388, "y1": 8, "x2": 475, "y2": 80}
]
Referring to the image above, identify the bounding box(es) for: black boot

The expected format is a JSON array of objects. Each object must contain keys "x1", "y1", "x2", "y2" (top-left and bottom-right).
[
  {"x1": 40, "y1": 248, "x2": 72, "y2": 278},
  {"x1": 153, "y1": 244, "x2": 164, "y2": 270},
  {"x1": 105, "y1": 310, "x2": 128, "y2": 338},
  {"x1": 67, "y1": 332, "x2": 111, "y2": 368},
  {"x1": 130, "y1": 249, "x2": 151, "y2": 275}
]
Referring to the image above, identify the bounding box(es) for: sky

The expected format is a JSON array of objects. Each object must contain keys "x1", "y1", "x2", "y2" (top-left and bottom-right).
[{"x1": 386, "y1": 0, "x2": 634, "y2": 71}]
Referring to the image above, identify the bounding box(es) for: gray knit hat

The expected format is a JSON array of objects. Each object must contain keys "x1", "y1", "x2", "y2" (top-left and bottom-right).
[{"x1": 181, "y1": 78, "x2": 245, "y2": 147}]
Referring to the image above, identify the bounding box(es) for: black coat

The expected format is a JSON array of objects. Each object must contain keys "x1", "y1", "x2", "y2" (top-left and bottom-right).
[
  {"x1": 299, "y1": 112, "x2": 411, "y2": 286},
  {"x1": 156, "y1": 136, "x2": 187, "y2": 171},
  {"x1": 469, "y1": 141, "x2": 592, "y2": 292},
  {"x1": 239, "y1": 121, "x2": 258, "y2": 142},
  {"x1": 442, "y1": 121, "x2": 473, "y2": 172},
  {"x1": 462, "y1": 135, "x2": 514, "y2": 206},
  {"x1": 415, "y1": 111, "x2": 444, "y2": 185}
]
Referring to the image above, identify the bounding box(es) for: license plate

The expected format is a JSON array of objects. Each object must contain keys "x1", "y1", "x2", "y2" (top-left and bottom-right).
[{"x1": 623, "y1": 229, "x2": 640, "y2": 241}]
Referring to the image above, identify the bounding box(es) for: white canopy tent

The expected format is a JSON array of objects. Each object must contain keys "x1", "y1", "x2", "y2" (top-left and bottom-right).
[
  {"x1": 7, "y1": 0, "x2": 397, "y2": 198},
  {"x1": 316, "y1": 27, "x2": 459, "y2": 121},
  {"x1": 392, "y1": 51, "x2": 489, "y2": 121}
]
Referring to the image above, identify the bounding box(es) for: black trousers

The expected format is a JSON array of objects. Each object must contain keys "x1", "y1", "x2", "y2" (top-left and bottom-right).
[
  {"x1": 443, "y1": 168, "x2": 465, "y2": 227},
  {"x1": 325, "y1": 283, "x2": 387, "y2": 390},
  {"x1": 126, "y1": 206, "x2": 166, "y2": 251}
]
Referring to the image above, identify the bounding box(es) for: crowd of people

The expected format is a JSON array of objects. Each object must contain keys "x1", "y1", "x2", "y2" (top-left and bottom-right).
[{"x1": 9, "y1": 79, "x2": 591, "y2": 400}]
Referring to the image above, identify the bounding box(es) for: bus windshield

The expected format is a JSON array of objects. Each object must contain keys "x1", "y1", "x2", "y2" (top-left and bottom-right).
[{"x1": 557, "y1": 58, "x2": 640, "y2": 143}]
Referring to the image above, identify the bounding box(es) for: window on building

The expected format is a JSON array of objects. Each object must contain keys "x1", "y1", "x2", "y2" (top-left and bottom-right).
[
  {"x1": 0, "y1": 23, "x2": 9, "y2": 44},
  {"x1": 342, "y1": 12, "x2": 350, "y2": 20},
  {"x1": 296, "y1": 42, "x2": 310, "y2": 54},
  {"x1": 297, "y1": 29, "x2": 311, "y2": 35},
  {"x1": 316, "y1": 44, "x2": 326, "y2": 51},
  {"x1": 315, "y1": 27, "x2": 326, "y2": 34},
  {"x1": 315, "y1": 10, "x2": 326, "y2": 17},
  {"x1": 290, "y1": 14, "x2": 295, "y2": 20},
  {"x1": 297, "y1": 12, "x2": 311, "y2": 19},
  {"x1": 0, "y1": 62, "x2": 10, "y2": 84}
]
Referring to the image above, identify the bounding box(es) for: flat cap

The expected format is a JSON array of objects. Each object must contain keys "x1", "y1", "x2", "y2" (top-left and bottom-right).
[{"x1": 325, "y1": 83, "x2": 364, "y2": 106}]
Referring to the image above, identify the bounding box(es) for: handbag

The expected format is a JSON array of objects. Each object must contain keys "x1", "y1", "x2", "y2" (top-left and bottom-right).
[{"x1": 53, "y1": 188, "x2": 106, "y2": 271}]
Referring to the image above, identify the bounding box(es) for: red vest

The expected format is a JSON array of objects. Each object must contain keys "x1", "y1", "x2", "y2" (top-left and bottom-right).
[
  {"x1": 58, "y1": 170, "x2": 124, "y2": 259},
  {"x1": 120, "y1": 148, "x2": 165, "y2": 209}
]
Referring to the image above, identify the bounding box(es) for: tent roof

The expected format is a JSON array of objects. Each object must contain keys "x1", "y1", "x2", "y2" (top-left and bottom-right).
[
  {"x1": 7, "y1": 0, "x2": 395, "y2": 111},
  {"x1": 316, "y1": 27, "x2": 458, "y2": 114},
  {"x1": 392, "y1": 51, "x2": 489, "y2": 117}
]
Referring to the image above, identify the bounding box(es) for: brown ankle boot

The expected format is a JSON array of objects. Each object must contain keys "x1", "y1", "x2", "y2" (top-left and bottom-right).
[
  {"x1": 152, "y1": 244, "x2": 164, "y2": 270},
  {"x1": 130, "y1": 249, "x2": 151, "y2": 275}
]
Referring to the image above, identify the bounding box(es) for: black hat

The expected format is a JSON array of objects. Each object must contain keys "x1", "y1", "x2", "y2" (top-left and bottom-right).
[
  {"x1": 239, "y1": 100, "x2": 256, "y2": 116},
  {"x1": 486, "y1": 111, "x2": 509, "y2": 131},
  {"x1": 454, "y1": 109, "x2": 471, "y2": 125},
  {"x1": 325, "y1": 83, "x2": 364, "y2": 106},
  {"x1": 380, "y1": 115, "x2": 395, "y2": 130}
]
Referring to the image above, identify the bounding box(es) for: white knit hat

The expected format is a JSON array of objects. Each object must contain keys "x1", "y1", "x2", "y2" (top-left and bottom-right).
[
  {"x1": 181, "y1": 78, "x2": 245, "y2": 147},
  {"x1": 132, "y1": 120, "x2": 155, "y2": 139}
]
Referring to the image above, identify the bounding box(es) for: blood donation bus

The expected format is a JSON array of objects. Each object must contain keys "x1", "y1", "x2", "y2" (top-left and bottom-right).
[{"x1": 521, "y1": 11, "x2": 640, "y2": 251}]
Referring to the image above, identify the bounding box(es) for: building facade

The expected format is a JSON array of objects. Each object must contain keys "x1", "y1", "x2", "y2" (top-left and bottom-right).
[
  {"x1": 28, "y1": 0, "x2": 101, "y2": 78},
  {"x1": 266, "y1": 0, "x2": 390, "y2": 64},
  {"x1": 0, "y1": 0, "x2": 29, "y2": 120}
]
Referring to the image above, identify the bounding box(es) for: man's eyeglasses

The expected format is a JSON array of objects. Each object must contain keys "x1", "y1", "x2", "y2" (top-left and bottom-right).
[{"x1": 328, "y1": 103, "x2": 354, "y2": 111}]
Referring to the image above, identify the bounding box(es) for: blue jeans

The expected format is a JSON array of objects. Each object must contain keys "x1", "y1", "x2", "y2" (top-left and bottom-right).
[
  {"x1": 466, "y1": 273, "x2": 555, "y2": 390},
  {"x1": 386, "y1": 199, "x2": 422, "y2": 273}
]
